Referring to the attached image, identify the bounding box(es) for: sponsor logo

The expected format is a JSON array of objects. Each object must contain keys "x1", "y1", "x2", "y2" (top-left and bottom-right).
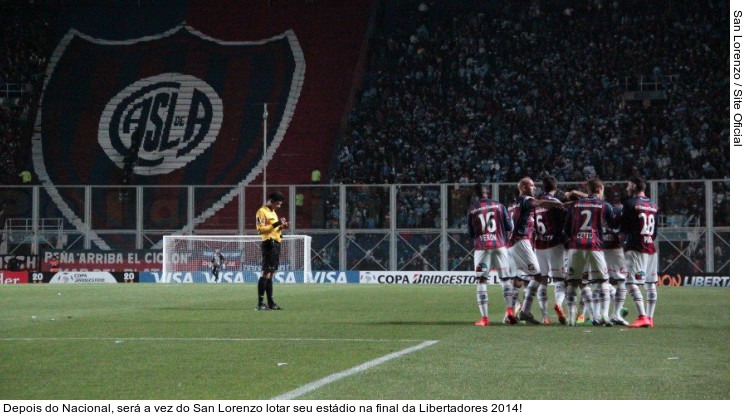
[
  {"x1": 362, "y1": 271, "x2": 480, "y2": 285},
  {"x1": 658, "y1": 273, "x2": 730, "y2": 287},
  {"x1": 147, "y1": 270, "x2": 337, "y2": 283},
  {"x1": 49, "y1": 272, "x2": 118, "y2": 284},
  {"x1": 303, "y1": 271, "x2": 349, "y2": 284},
  {"x1": 360, "y1": 271, "x2": 376, "y2": 284},
  {"x1": 210, "y1": 272, "x2": 249, "y2": 283},
  {"x1": 0, "y1": 271, "x2": 29, "y2": 284},
  {"x1": 152, "y1": 272, "x2": 195, "y2": 283}
]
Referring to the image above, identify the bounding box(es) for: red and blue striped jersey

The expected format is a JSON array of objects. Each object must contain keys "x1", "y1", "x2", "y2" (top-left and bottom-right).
[
  {"x1": 508, "y1": 196, "x2": 537, "y2": 247},
  {"x1": 564, "y1": 195, "x2": 615, "y2": 251},
  {"x1": 621, "y1": 196, "x2": 658, "y2": 254},
  {"x1": 602, "y1": 206, "x2": 623, "y2": 250},
  {"x1": 602, "y1": 227, "x2": 623, "y2": 250},
  {"x1": 534, "y1": 193, "x2": 567, "y2": 250},
  {"x1": 467, "y1": 198, "x2": 512, "y2": 250},
  {"x1": 506, "y1": 203, "x2": 517, "y2": 248}
]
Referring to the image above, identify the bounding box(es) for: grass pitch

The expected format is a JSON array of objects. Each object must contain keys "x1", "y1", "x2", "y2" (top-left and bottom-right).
[{"x1": 0, "y1": 284, "x2": 729, "y2": 400}]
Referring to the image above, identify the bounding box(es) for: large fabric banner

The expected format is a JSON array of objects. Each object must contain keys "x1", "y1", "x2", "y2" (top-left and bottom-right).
[{"x1": 33, "y1": 23, "x2": 304, "y2": 250}]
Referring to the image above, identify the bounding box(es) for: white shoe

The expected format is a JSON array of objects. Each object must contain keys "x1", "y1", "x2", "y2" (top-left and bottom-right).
[{"x1": 610, "y1": 316, "x2": 629, "y2": 326}]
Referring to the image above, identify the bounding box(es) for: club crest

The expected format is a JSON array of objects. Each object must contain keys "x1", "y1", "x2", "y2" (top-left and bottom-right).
[
  {"x1": 32, "y1": 24, "x2": 305, "y2": 249},
  {"x1": 99, "y1": 72, "x2": 223, "y2": 174}
]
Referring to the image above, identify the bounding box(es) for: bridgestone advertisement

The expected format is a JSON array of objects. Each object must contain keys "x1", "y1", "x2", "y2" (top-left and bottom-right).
[{"x1": 38, "y1": 271, "x2": 137, "y2": 284}]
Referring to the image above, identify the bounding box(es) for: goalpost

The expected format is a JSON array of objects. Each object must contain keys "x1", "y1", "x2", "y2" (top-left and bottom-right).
[{"x1": 162, "y1": 235, "x2": 312, "y2": 282}]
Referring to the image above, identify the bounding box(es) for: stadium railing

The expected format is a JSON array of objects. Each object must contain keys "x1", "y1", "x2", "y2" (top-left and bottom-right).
[{"x1": 0, "y1": 179, "x2": 729, "y2": 275}]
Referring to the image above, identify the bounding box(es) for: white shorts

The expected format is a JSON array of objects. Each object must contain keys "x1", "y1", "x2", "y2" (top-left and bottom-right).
[
  {"x1": 474, "y1": 248, "x2": 510, "y2": 282},
  {"x1": 624, "y1": 250, "x2": 659, "y2": 284},
  {"x1": 566, "y1": 249, "x2": 608, "y2": 283},
  {"x1": 508, "y1": 240, "x2": 540, "y2": 281},
  {"x1": 507, "y1": 247, "x2": 517, "y2": 278},
  {"x1": 604, "y1": 248, "x2": 628, "y2": 281},
  {"x1": 536, "y1": 245, "x2": 566, "y2": 280}
]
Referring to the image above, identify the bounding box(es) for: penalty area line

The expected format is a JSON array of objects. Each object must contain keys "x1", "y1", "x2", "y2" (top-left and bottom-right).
[{"x1": 271, "y1": 340, "x2": 439, "y2": 400}]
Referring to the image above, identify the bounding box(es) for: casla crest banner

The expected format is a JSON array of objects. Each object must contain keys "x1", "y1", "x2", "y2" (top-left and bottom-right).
[{"x1": 33, "y1": 24, "x2": 305, "y2": 249}]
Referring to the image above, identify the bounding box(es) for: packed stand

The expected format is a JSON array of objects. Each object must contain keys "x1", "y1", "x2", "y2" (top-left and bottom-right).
[
  {"x1": 0, "y1": 1, "x2": 53, "y2": 185},
  {"x1": 334, "y1": 0, "x2": 727, "y2": 185}
]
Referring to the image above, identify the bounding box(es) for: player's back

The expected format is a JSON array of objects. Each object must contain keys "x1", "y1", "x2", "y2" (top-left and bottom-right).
[
  {"x1": 621, "y1": 195, "x2": 658, "y2": 254},
  {"x1": 534, "y1": 193, "x2": 566, "y2": 250},
  {"x1": 565, "y1": 195, "x2": 611, "y2": 251},
  {"x1": 508, "y1": 195, "x2": 536, "y2": 247},
  {"x1": 467, "y1": 197, "x2": 511, "y2": 250},
  {"x1": 602, "y1": 206, "x2": 623, "y2": 250}
]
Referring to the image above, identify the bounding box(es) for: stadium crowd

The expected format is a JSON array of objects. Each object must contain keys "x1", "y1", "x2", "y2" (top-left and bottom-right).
[
  {"x1": 329, "y1": 0, "x2": 728, "y2": 275},
  {"x1": 333, "y1": 0, "x2": 727, "y2": 185},
  {"x1": 0, "y1": 1, "x2": 51, "y2": 184},
  {"x1": 0, "y1": 0, "x2": 728, "y2": 188}
]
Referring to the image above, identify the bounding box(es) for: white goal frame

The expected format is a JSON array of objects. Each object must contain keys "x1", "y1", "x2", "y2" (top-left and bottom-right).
[{"x1": 162, "y1": 235, "x2": 312, "y2": 282}]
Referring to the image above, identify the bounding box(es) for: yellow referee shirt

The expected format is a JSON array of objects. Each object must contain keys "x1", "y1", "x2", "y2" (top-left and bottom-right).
[{"x1": 256, "y1": 205, "x2": 283, "y2": 242}]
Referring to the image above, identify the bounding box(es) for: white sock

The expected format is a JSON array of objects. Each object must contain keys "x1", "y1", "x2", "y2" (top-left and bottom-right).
[
  {"x1": 614, "y1": 283, "x2": 627, "y2": 318},
  {"x1": 600, "y1": 281, "x2": 611, "y2": 320},
  {"x1": 566, "y1": 283, "x2": 577, "y2": 325},
  {"x1": 513, "y1": 285, "x2": 523, "y2": 312},
  {"x1": 591, "y1": 286, "x2": 600, "y2": 321},
  {"x1": 645, "y1": 283, "x2": 657, "y2": 318},
  {"x1": 477, "y1": 283, "x2": 488, "y2": 318},
  {"x1": 522, "y1": 279, "x2": 540, "y2": 312},
  {"x1": 581, "y1": 286, "x2": 594, "y2": 320},
  {"x1": 627, "y1": 283, "x2": 647, "y2": 317},
  {"x1": 537, "y1": 283, "x2": 548, "y2": 319},
  {"x1": 554, "y1": 279, "x2": 566, "y2": 307},
  {"x1": 501, "y1": 279, "x2": 514, "y2": 310}
]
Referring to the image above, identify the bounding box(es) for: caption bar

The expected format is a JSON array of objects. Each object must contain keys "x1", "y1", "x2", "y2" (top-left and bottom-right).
[{"x1": 4, "y1": 401, "x2": 523, "y2": 416}]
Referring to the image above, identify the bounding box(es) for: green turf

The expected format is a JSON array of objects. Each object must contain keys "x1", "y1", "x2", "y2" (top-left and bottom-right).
[{"x1": 0, "y1": 284, "x2": 729, "y2": 400}]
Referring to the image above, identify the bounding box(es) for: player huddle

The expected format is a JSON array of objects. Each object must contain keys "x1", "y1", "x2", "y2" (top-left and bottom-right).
[{"x1": 467, "y1": 176, "x2": 658, "y2": 328}]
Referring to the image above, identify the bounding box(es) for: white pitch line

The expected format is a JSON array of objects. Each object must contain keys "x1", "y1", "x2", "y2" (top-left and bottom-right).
[
  {"x1": 0, "y1": 337, "x2": 429, "y2": 343},
  {"x1": 272, "y1": 340, "x2": 439, "y2": 400}
]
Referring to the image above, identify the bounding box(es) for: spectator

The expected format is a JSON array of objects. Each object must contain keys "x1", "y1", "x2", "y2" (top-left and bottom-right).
[
  {"x1": 19, "y1": 169, "x2": 32, "y2": 183},
  {"x1": 0, "y1": 2, "x2": 53, "y2": 184},
  {"x1": 334, "y1": 0, "x2": 726, "y2": 186}
]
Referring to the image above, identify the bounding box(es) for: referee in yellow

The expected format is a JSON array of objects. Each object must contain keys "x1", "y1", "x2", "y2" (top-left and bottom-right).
[{"x1": 255, "y1": 191, "x2": 289, "y2": 310}]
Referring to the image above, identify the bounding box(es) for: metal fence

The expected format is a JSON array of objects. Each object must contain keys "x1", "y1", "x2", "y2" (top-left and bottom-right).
[{"x1": 0, "y1": 180, "x2": 730, "y2": 274}]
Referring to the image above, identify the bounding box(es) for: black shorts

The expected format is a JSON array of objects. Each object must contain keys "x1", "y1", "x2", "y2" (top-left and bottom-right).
[{"x1": 261, "y1": 239, "x2": 281, "y2": 273}]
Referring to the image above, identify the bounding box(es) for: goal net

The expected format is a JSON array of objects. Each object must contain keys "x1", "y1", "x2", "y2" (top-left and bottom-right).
[{"x1": 162, "y1": 235, "x2": 312, "y2": 283}]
